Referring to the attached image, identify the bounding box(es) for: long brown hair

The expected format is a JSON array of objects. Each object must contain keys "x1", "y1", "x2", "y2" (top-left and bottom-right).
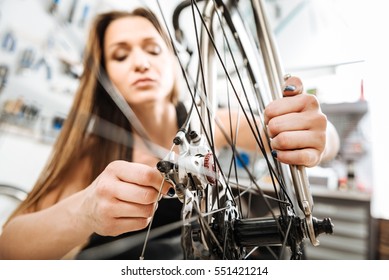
[{"x1": 6, "y1": 8, "x2": 180, "y2": 220}]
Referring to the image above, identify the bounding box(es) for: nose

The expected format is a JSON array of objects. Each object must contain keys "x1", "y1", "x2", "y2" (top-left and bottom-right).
[{"x1": 132, "y1": 48, "x2": 150, "y2": 73}]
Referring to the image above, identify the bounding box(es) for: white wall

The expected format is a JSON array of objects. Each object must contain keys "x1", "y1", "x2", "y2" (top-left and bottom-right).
[{"x1": 361, "y1": 2, "x2": 389, "y2": 219}]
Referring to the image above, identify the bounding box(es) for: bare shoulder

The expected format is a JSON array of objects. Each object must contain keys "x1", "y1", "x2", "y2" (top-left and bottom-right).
[
  {"x1": 215, "y1": 107, "x2": 262, "y2": 152},
  {"x1": 214, "y1": 108, "x2": 238, "y2": 149}
]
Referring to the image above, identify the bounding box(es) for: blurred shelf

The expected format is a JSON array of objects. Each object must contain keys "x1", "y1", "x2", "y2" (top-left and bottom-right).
[
  {"x1": 304, "y1": 193, "x2": 374, "y2": 260},
  {"x1": 321, "y1": 100, "x2": 368, "y2": 115}
]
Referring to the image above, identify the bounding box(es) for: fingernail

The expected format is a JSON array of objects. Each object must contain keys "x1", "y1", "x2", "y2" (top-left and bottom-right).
[
  {"x1": 284, "y1": 85, "x2": 296, "y2": 92},
  {"x1": 271, "y1": 150, "x2": 278, "y2": 158},
  {"x1": 167, "y1": 187, "x2": 176, "y2": 197}
]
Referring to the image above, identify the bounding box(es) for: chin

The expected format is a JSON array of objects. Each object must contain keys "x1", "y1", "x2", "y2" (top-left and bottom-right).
[
  {"x1": 126, "y1": 96, "x2": 167, "y2": 107},
  {"x1": 124, "y1": 91, "x2": 169, "y2": 105}
]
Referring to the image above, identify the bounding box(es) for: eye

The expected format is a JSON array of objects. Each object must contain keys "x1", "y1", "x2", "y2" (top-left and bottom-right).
[
  {"x1": 112, "y1": 49, "x2": 128, "y2": 61},
  {"x1": 144, "y1": 43, "x2": 162, "y2": 55}
]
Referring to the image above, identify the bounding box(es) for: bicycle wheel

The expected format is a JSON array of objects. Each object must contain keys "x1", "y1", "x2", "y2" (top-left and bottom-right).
[
  {"x1": 76, "y1": 0, "x2": 333, "y2": 260},
  {"x1": 156, "y1": 0, "x2": 333, "y2": 260}
]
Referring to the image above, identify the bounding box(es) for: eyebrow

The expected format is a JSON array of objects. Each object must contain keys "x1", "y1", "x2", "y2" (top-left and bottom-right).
[
  {"x1": 106, "y1": 41, "x2": 127, "y2": 51},
  {"x1": 107, "y1": 36, "x2": 162, "y2": 51}
]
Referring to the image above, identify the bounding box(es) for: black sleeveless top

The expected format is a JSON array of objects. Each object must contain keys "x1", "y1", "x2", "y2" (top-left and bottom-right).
[{"x1": 77, "y1": 103, "x2": 188, "y2": 260}]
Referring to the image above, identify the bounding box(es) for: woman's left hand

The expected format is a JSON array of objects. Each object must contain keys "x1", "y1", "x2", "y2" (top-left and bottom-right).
[{"x1": 264, "y1": 76, "x2": 327, "y2": 167}]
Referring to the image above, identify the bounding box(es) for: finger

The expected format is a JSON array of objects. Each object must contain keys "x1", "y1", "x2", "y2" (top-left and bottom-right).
[
  {"x1": 110, "y1": 199, "x2": 158, "y2": 219},
  {"x1": 115, "y1": 217, "x2": 152, "y2": 233},
  {"x1": 270, "y1": 130, "x2": 326, "y2": 152},
  {"x1": 267, "y1": 111, "x2": 326, "y2": 138},
  {"x1": 282, "y1": 76, "x2": 303, "y2": 97},
  {"x1": 272, "y1": 148, "x2": 321, "y2": 168},
  {"x1": 112, "y1": 180, "x2": 162, "y2": 205},
  {"x1": 97, "y1": 217, "x2": 152, "y2": 236},
  {"x1": 264, "y1": 94, "x2": 321, "y2": 124},
  {"x1": 105, "y1": 160, "x2": 171, "y2": 194}
]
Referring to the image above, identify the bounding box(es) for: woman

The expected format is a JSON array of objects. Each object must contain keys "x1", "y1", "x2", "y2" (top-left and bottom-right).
[{"x1": 0, "y1": 8, "x2": 338, "y2": 260}]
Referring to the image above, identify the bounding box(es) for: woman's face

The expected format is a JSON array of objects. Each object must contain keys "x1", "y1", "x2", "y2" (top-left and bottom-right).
[{"x1": 103, "y1": 16, "x2": 176, "y2": 107}]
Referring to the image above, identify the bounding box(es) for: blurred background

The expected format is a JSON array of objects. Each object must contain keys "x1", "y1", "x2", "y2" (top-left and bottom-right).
[{"x1": 0, "y1": 0, "x2": 387, "y2": 259}]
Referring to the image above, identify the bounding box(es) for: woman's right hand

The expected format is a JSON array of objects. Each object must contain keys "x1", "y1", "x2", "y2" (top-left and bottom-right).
[
  {"x1": 79, "y1": 160, "x2": 172, "y2": 237},
  {"x1": 0, "y1": 160, "x2": 171, "y2": 260}
]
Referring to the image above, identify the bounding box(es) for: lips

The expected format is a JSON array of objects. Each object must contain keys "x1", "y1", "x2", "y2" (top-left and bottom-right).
[{"x1": 132, "y1": 77, "x2": 156, "y2": 87}]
